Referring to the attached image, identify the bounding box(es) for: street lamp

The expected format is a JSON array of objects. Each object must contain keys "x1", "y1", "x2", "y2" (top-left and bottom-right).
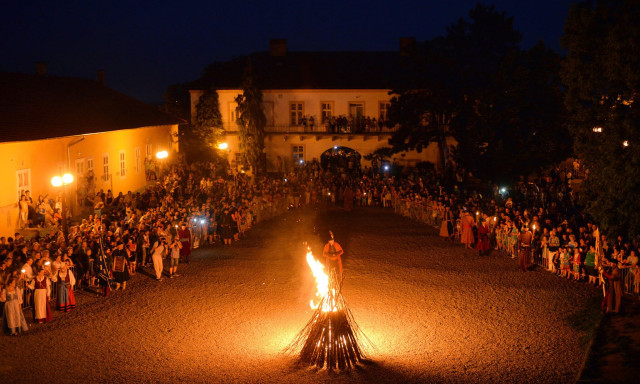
[
  {"x1": 155, "y1": 151, "x2": 169, "y2": 179},
  {"x1": 51, "y1": 172, "x2": 74, "y2": 234},
  {"x1": 217, "y1": 142, "x2": 229, "y2": 150}
]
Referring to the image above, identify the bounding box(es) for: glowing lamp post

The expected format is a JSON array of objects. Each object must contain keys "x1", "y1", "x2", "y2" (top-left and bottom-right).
[
  {"x1": 51, "y1": 172, "x2": 74, "y2": 234},
  {"x1": 155, "y1": 151, "x2": 168, "y2": 178}
]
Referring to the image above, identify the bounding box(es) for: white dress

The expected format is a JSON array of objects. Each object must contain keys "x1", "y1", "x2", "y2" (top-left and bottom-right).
[
  {"x1": 1, "y1": 287, "x2": 28, "y2": 333},
  {"x1": 33, "y1": 276, "x2": 52, "y2": 321}
]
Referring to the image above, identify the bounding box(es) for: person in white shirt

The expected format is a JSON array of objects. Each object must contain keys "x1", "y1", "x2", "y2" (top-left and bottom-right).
[{"x1": 150, "y1": 237, "x2": 167, "y2": 281}]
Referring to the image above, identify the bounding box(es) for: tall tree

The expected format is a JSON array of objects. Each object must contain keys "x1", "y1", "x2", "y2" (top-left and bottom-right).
[
  {"x1": 181, "y1": 85, "x2": 224, "y2": 162},
  {"x1": 235, "y1": 59, "x2": 267, "y2": 174},
  {"x1": 385, "y1": 4, "x2": 568, "y2": 182},
  {"x1": 561, "y1": 0, "x2": 640, "y2": 240},
  {"x1": 452, "y1": 41, "x2": 570, "y2": 181}
]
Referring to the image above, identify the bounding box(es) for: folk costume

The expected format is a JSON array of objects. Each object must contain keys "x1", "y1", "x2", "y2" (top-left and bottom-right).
[
  {"x1": 33, "y1": 275, "x2": 53, "y2": 323},
  {"x1": 476, "y1": 221, "x2": 490, "y2": 255},
  {"x1": 439, "y1": 207, "x2": 453, "y2": 239},
  {"x1": 111, "y1": 245, "x2": 130, "y2": 287},
  {"x1": 518, "y1": 228, "x2": 533, "y2": 272},
  {"x1": 151, "y1": 240, "x2": 167, "y2": 280},
  {"x1": 178, "y1": 226, "x2": 192, "y2": 263},
  {"x1": 1, "y1": 286, "x2": 29, "y2": 335},
  {"x1": 460, "y1": 212, "x2": 475, "y2": 248},
  {"x1": 53, "y1": 268, "x2": 76, "y2": 312}
]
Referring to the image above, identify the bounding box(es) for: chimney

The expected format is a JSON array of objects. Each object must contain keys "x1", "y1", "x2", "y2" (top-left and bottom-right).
[
  {"x1": 399, "y1": 37, "x2": 416, "y2": 57},
  {"x1": 270, "y1": 39, "x2": 287, "y2": 57},
  {"x1": 97, "y1": 70, "x2": 105, "y2": 85},
  {"x1": 36, "y1": 62, "x2": 47, "y2": 76}
]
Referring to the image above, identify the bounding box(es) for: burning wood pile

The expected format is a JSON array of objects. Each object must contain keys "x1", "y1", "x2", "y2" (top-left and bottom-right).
[{"x1": 287, "y1": 246, "x2": 368, "y2": 370}]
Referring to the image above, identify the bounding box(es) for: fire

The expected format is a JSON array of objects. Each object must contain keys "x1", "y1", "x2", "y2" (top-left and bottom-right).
[{"x1": 305, "y1": 248, "x2": 336, "y2": 312}]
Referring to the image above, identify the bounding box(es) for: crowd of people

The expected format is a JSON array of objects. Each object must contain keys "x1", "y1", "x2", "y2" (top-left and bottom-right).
[
  {"x1": 267, "y1": 160, "x2": 638, "y2": 316},
  {"x1": 2, "y1": 157, "x2": 637, "y2": 336},
  {"x1": 0, "y1": 161, "x2": 292, "y2": 336},
  {"x1": 296, "y1": 114, "x2": 388, "y2": 134}
]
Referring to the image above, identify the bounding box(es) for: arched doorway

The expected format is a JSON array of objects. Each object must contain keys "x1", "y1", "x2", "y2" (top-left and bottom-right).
[{"x1": 320, "y1": 146, "x2": 362, "y2": 174}]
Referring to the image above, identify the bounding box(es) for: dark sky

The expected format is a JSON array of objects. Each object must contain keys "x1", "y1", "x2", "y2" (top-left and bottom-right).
[{"x1": 1, "y1": 0, "x2": 575, "y2": 104}]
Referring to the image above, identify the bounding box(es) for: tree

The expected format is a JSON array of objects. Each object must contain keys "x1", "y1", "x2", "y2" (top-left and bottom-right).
[
  {"x1": 181, "y1": 85, "x2": 224, "y2": 163},
  {"x1": 385, "y1": 4, "x2": 569, "y2": 182},
  {"x1": 452, "y1": 41, "x2": 570, "y2": 181},
  {"x1": 235, "y1": 59, "x2": 267, "y2": 174},
  {"x1": 561, "y1": 0, "x2": 640, "y2": 240}
]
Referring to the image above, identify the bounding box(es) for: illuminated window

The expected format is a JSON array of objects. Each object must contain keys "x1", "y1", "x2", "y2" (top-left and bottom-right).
[
  {"x1": 75, "y1": 158, "x2": 85, "y2": 176},
  {"x1": 349, "y1": 103, "x2": 364, "y2": 119},
  {"x1": 119, "y1": 151, "x2": 126, "y2": 178},
  {"x1": 16, "y1": 169, "x2": 31, "y2": 200},
  {"x1": 292, "y1": 145, "x2": 304, "y2": 164},
  {"x1": 135, "y1": 147, "x2": 141, "y2": 174},
  {"x1": 290, "y1": 102, "x2": 304, "y2": 125},
  {"x1": 379, "y1": 102, "x2": 391, "y2": 121},
  {"x1": 103, "y1": 154, "x2": 110, "y2": 177},
  {"x1": 321, "y1": 102, "x2": 334, "y2": 123},
  {"x1": 86, "y1": 158, "x2": 94, "y2": 171}
]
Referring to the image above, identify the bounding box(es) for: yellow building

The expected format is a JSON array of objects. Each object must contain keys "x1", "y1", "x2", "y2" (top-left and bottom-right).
[
  {"x1": 189, "y1": 39, "x2": 452, "y2": 174},
  {"x1": 0, "y1": 71, "x2": 181, "y2": 238}
]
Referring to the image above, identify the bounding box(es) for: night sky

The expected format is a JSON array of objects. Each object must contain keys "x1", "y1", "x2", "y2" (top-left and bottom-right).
[{"x1": 1, "y1": 0, "x2": 574, "y2": 104}]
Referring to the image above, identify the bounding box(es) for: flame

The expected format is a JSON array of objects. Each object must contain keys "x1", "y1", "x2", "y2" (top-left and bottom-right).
[
  {"x1": 306, "y1": 249, "x2": 327, "y2": 309},
  {"x1": 306, "y1": 248, "x2": 336, "y2": 312}
]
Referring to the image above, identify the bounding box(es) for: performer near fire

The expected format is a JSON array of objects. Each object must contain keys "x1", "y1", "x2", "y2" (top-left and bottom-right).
[
  {"x1": 518, "y1": 226, "x2": 533, "y2": 272},
  {"x1": 323, "y1": 233, "x2": 344, "y2": 277}
]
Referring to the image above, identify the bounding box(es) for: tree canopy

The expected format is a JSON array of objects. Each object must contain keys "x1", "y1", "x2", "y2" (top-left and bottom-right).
[
  {"x1": 180, "y1": 85, "x2": 225, "y2": 163},
  {"x1": 235, "y1": 59, "x2": 267, "y2": 174},
  {"x1": 561, "y1": 0, "x2": 640, "y2": 240},
  {"x1": 385, "y1": 3, "x2": 570, "y2": 182}
]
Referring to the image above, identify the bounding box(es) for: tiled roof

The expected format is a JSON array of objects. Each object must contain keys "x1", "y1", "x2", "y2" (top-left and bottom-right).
[
  {"x1": 0, "y1": 72, "x2": 183, "y2": 142},
  {"x1": 190, "y1": 51, "x2": 419, "y2": 91}
]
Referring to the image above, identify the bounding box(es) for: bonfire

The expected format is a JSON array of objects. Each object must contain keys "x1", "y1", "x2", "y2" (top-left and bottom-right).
[{"x1": 287, "y1": 246, "x2": 369, "y2": 370}]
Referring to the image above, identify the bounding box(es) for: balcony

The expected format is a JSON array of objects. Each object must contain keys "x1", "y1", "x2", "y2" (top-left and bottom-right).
[{"x1": 222, "y1": 122, "x2": 397, "y2": 135}]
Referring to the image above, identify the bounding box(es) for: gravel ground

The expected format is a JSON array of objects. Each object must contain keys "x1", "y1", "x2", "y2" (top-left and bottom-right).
[{"x1": 0, "y1": 207, "x2": 601, "y2": 384}]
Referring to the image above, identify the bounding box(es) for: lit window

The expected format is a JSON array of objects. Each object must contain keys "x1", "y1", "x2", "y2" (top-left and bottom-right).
[
  {"x1": 103, "y1": 154, "x2": 110, "y2": 176},
  {"x1": 379, "y1": 102, "x2": 391, "y2": 121},
  {"x1": 290, "y1": 102, "x2": 303, "y2": 125},
  {"x1": 135, "y1": 148, "x2": 141, "y2": 174},
  {"x1": 16, "y1": 169, "x2": 31, "y2": 200},
  {"x1": 292, "y1": 145, "x2": 304, "y2": 164},
  {"x1": 75, "y1": 158, "x2": 85, "y2": 176},
  {"x1": 321, "y1": 102, "x2": 334, "y2": 123},
  {"x1": 119, "y1": 151, "x2": 126, "y2": 178}
]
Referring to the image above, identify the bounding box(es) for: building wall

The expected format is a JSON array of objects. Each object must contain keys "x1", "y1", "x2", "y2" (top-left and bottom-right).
[
  {"x1": 0, "y1": 124, "x2": 178, "y2": 238},
  {"x1": 190, "y1": 89, "x2": 393, "y2": 130},
  {"x1": 217, "y1": 132, "x2": 448, "y2": 174},
  {"x1": 191, "y1": 88, "x2": 448, "y2": 172}
]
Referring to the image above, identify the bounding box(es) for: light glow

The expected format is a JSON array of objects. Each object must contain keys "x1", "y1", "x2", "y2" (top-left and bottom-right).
[
  {"x1": 156, "y1": 150, "x2": 168, "y2": 159},
  {"x1": 51, "y1": 176, "x2": 63, "y2": 187},
  {"x1": 62, "y1": 173, "x2": 74, "y2": 184},
  {"x1": 217, "y1": 142, "x2": 228, "y2": 150}
]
